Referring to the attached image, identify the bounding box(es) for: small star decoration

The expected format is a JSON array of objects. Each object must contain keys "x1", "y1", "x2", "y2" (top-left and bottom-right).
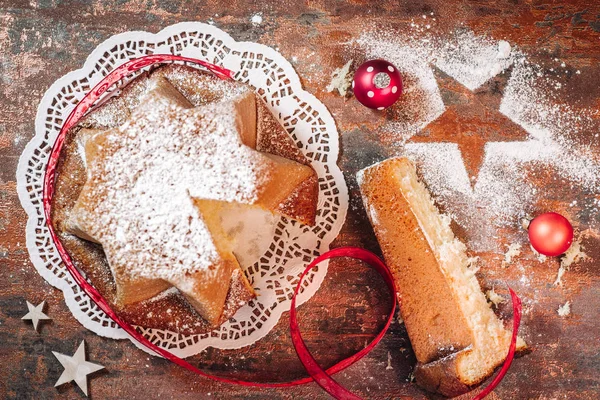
[
  {"x1": 22, "y1": 300, "x2": 51, "y2": 332},
  {"x1": 53, "y1": 340, "x2": 105, "y2": 396}
]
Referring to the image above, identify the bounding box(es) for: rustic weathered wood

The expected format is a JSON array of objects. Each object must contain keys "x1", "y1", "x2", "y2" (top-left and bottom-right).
[{"x1": 1, "y1": 1, "x2": 599, "y2": 399}]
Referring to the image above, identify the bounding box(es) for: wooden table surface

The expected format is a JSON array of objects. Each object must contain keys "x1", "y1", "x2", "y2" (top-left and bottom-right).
[{"x1": 1, "y1": 1, "x2": 599, "y2": 399}]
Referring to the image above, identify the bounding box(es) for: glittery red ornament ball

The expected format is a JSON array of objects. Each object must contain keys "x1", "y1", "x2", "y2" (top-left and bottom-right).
[
  {"x1": 528, "y1": 212, "x2": 574, "y2": 257},
  {"x1": 352, "y1": 59, "x2": 403, "y2": 110}
]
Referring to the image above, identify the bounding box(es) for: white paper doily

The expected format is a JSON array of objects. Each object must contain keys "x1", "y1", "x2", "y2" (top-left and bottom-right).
[{"x1": 16, "y1": 22, "x2": 348, "y2": 357}]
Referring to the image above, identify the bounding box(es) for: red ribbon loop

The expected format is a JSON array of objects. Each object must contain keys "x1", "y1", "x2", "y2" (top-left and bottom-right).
[{"x1": 289, "y1": 247, "x2": 396, "y2": 399}]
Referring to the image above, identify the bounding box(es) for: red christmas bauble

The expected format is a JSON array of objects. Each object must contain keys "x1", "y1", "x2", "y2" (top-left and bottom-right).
[
  {"x1": 528, "y1": 212, "x2": 574, "y2": 256},
  {"x1": 352, "y1": 59, "x2": 403, "y2": 110}
]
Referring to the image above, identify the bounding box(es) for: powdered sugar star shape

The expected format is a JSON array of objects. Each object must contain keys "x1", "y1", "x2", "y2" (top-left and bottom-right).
[
  {"x1": 358, "y1": 30, "x2": 600, "y2": 251},
  {"x1": 410, "y1": 65, "x2": 529, "y2": 185}
]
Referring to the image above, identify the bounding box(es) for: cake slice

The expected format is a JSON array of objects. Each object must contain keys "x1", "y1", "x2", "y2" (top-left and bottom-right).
[{"x1": 357, "y1": 157, "x2": 526, "y2": 397}]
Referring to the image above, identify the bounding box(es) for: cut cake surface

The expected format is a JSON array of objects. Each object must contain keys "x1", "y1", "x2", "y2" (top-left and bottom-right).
[{"x1": 357, "y1": 157, "x2": 526, "y2": 397}]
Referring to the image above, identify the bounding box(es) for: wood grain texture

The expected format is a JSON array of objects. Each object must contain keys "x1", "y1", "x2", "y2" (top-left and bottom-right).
[{"x1": 1, "y1": 0, "x2": 599, "y2": 399}]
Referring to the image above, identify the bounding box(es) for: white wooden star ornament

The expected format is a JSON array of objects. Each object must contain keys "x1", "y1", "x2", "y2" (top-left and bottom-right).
[
  {"x1": 53, "y1": 340, "x2": 105, "y2": 396},
  {"x1": 22, "y1": 300, "x2": 51, "y2": 332}
]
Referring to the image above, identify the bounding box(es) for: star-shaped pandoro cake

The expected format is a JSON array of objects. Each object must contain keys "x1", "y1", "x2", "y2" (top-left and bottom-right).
[
  {"x1": 410, "y1": 66, "x2": 529, "y2": 185},
  {"x1": 66, "y1": 76, "x2": 317, "y2": 324}
]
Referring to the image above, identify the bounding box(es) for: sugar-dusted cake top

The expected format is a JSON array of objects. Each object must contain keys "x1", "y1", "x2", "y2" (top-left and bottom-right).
[{"x1": 70, "y1": 81, "x2": 270, "y2": 282}]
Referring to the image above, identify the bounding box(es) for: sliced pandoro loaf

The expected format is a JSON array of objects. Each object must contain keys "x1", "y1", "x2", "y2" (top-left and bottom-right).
[{"x1": 357, "y1": 157, "x2": 526, "y2": 397}]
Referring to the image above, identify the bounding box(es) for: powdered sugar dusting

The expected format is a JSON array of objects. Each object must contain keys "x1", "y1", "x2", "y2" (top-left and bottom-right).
[
  {"x1": 156, "y1": 66, "x2": 250, "y2": 106},
  {"x1": 355, "y1": 27, "x2": 600, "y2": 251},
  {"x1": 72, "y1": 92, "x2": 270, "y2": 281},
  {"x1": 435, "y1": 32, "x2": 514, "y2": 91},
  {"x1": 250, "y1": 13, "x2": 263, "y2": 26},
  {"x1": 557, "y1": 301, "x2": 571, "y2": 317}
]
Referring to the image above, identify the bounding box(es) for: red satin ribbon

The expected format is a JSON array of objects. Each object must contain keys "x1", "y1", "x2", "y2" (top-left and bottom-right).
[
  {"x1": 42, "y1": 54, "x2": 520, "y2": 399},
  {"x1": 472, "y1": 288, "x2": 522, "y2": 400}
]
